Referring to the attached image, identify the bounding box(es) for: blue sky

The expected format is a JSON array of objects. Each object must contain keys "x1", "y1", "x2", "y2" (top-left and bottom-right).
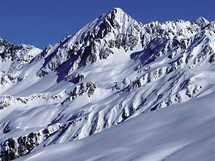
[{"x1": 0, "y1": 0, "x2": 214, "y2": 49}]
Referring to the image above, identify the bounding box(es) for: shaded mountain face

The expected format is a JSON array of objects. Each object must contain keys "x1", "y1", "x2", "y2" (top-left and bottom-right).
[{"x1": 0, "y1": 8, "x2": 215, "y2": 160}]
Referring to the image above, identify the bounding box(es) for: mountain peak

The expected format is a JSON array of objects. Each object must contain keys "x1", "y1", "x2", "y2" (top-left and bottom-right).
[
  {"x1": 106, "y1": 7, "x2": 132, "y2": 24},
  {"x1": 111, "y1": 7, "x2": 124, "y2": 13},
  {"x1": 195, "y1": 16, "x2": 209, "y2": 27},
  {"x1": 61, "y1": 7, "x2": 140, "y2": 49},
  {"x1": 109, "y1": 7, "x2": 125, "y2": 16}
]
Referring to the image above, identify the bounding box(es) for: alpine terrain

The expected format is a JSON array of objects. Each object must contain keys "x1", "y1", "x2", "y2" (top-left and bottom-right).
[{"x1": 0, "y1": 8, "x2": 215, "y2": 161}]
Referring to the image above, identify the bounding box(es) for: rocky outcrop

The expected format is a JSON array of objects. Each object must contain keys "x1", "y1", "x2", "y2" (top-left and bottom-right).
[{"x1": 66, "y1": 82, "x2": 97, "y2": 99}]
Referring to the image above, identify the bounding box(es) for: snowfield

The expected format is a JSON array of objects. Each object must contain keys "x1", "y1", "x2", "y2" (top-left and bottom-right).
[{"x1": 16, "y1": 92, "x2": 215, "y2": 161}]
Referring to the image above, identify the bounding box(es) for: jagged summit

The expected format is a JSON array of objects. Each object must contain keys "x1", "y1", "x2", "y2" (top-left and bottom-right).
[
  {"x1": 110, "y1": 7, "x2": 124, "y2": 13},
  {"x1": 65, "y1": 7, "x2": 139, "y2": 43},
  {"x1": 107, "y1": 7, "x2": 126, "y2": 17},
  {"x1": 195, "y1": 16, "x2": 209, "y2": 27},
  {"x1": 105, "y1": 7, "x2": 134, "y2": 24},
  {"x1": 35, "y1": 7, "x2": 142, "y2": 79},
  {"x1": 0, "y1": 8, "x2": 215, "y2": 161}
]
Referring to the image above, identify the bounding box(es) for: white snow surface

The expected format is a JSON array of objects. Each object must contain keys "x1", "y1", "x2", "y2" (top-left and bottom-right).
[{"x1": 16, "y1": 92, "x2": 215, "y2": 161}]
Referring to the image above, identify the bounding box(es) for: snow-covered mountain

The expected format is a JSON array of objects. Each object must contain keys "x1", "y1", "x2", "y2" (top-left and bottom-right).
[
  {"x1": 0, "y1": 8, "x2": 215, "y2": 161},
  {"x1": 15, "y1": 92, "x2": 215, "y2": 161}
]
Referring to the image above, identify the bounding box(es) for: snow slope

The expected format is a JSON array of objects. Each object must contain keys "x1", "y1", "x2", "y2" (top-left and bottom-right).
[
  {"x1": 15, "y1": 92, "x2": 215, "y2": 161},
  {"x1": 0, "y1": 8, "x2": 215, "y2": 160}
]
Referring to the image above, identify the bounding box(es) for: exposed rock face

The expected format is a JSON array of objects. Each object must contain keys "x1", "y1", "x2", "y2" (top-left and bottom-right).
[
  {"x1": 1, "y1": 8, "x2": 215, "y2": 160},
  {"x1": 36, "y1": 8, "x2": 142, "y2": 80},
  {"x1": 1, "y1": 133, "x2": 39, "y2": 161},
  {"x1": 66, "y1": 82, "x2": 97, "y2": 99}
]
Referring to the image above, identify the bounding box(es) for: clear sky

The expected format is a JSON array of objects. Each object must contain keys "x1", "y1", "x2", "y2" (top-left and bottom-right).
[{"x1": 0, "y1": 0, "x2": 214, "y2": 49}]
